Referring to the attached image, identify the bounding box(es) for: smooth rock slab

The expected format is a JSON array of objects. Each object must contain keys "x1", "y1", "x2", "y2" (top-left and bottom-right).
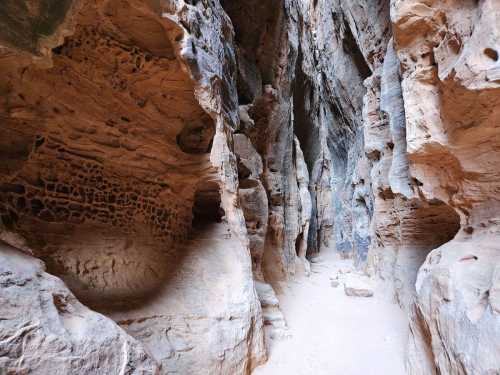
[{"x1": 343, "y1": 275, "x2": 375, "y2": 298}]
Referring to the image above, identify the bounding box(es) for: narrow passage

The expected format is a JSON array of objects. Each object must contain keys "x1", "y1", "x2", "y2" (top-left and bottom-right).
[{"x1": 254, "y1": 248, "x2": 408, "y2": 375}]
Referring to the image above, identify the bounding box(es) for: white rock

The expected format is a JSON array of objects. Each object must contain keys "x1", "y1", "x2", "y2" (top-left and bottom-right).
[{"x1": 343, "y1": 276, "x2": 375, "y2": 298}]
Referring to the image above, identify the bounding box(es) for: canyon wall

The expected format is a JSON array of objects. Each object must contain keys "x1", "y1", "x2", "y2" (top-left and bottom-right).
[{"x1": 1, "y1": 0, "x2": 499, "y2": 374}]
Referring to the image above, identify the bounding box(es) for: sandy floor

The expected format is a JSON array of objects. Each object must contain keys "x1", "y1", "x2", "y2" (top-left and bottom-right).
[{"x1": 253, "y1": 249, "x2": 408, "y2": 375}]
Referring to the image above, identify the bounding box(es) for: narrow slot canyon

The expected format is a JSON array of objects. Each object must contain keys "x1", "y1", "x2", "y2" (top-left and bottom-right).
[{"x1": 1, "y1": 1, "x2": 500, "y2": 375}]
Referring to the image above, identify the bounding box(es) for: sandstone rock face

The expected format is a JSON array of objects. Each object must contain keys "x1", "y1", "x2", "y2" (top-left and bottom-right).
[
  {"x1": 1, "y1": 0, "x2": 500, "y2": 374},
  {"x1": 366, "y1": 0, "x2": 500, "y2": 373},
  {"x1": 0, "y1": 0, "x2": 265, "y2": 373},
  {"x1": 391, "y1": 1, "x2": 500, "y2": 373},
  {"x1": 0, "y1": 242, "x2": 158, "y2": 374}
]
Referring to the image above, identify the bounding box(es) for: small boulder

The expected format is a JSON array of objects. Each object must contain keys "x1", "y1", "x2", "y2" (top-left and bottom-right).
[{"x1": 343, "y1": 276, "x2": 374, "y2": 297}]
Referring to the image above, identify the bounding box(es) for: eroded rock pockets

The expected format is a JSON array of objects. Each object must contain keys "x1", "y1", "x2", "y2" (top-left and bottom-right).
[
  {"x1": 0, "y1": 2, "x2": 271, "y2": 374},
  {"x1": 0, "y1": 0, "x2": 216, "y2": 308}
]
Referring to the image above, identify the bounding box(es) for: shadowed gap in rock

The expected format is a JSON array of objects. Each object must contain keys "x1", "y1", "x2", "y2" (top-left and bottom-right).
[
  {"x1": 394, "y1": 197, "x2": 461, "y2": 306},
  {"x1": 192, "y1": 182, "x2": 225, "y2": 228}
]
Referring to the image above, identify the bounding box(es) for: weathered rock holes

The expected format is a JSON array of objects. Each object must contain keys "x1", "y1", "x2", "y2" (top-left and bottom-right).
[
  {"x1": 484, "y1": 48, "x2": 499, "y2": 62},
  {"x1": 52, "y1": 44, "x2": 64, "y2": 55},
  {"x1": 367, "y1": 149, "x2": 381, "y2": 161},
  {"x1": 0, "y1": 5, "x2": 242, "y2": 369},
  {"x1": 0, "y1": 210, "x2": 17, "y2": 230},
  {"x1": 0, "y1": 149, "x2": 197, "y2": 307},
  {"x1": 176, "y1": 116, "x2": 215, "y2": 154}
]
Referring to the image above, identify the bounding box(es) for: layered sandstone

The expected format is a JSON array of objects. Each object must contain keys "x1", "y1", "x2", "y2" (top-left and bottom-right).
[
  {"x1": 392, "y1": 1, "x2": 500, "y2": 373},
  {"x1": 0, "y1": 0, "x2": 264, "y2": 373}
]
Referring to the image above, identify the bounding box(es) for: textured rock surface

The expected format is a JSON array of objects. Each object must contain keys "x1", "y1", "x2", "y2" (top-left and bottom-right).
[
  {"x1": 0, "y1": 0, "x2": 265, "y2": 373},
  {"x1": 364, "y1": 0, "x2": 500, "y2": 373},
  {"x1": 0, "y1": 242, "x2": 159, "y2": 374},
  {"x1": 391, "y1": 1, "x2": 500, "y2": 373},
  {"x1": 1, "y1": 0, "x2": 500, "y2": 374}
]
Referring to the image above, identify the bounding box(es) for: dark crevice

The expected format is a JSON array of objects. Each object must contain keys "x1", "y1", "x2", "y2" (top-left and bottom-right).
[
  {"x1": 192, "y1": 182, "x2": 224, "y2": 228},
  {"x1": 293, "y1": 47, "x2": 316, "y2": 172},
  {"x1": 220, "y1": 0, "x2": 283, "y2": 99},
  {"x1": 176, "y1": 116, "x2": 215, "y2": 154},
  {"x1": 341, "y1": 17, "x2": 372, "y2": 80},
  {"x1": 295, "y1": 232, "x2": 303, "y2": 256},
  {"x1": 0, "y1": 0, "x2": 73, "y2": 53}
]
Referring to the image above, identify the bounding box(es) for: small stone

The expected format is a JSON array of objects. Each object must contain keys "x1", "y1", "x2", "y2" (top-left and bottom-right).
[
  {"x1": 343, "y1": 276, "x2": 374, "y2": 297},
  {"x1": 330, "y1": 279, "x2": 340, "y2": 288}
]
